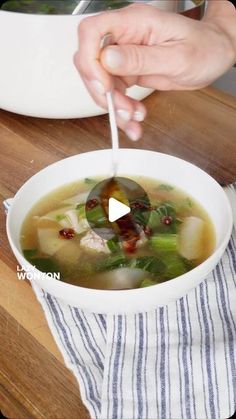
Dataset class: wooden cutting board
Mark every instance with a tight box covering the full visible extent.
[0,87,236,418]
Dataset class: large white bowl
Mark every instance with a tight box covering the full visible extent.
[0,1,200,118]
[6,149,233,314]
[0,8,154,118]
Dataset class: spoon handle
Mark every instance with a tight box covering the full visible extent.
[100,34,119,177]
[72,0,93,15]
[107,91,119,177]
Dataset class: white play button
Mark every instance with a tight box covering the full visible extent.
[108,197,131,223]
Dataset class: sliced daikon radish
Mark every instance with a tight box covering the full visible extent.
[40,206,72,223]
[54,241,81,266]
[38,228,65,256]
[64,209,89,234]
[62,191,89,205]
[97,268,147,290]
[178,216,204,260]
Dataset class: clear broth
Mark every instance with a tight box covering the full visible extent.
[20,176,216,290]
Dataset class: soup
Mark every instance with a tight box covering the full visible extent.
[0,0,128,14]
[20,176,215,290]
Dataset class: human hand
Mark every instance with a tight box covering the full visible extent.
[74,3,236,141]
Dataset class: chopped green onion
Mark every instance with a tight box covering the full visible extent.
[150,234,178,252]
[186,197,193,207]
[84,177,97,185]
[76,203,86,218]
[158,184,174,191]
[56,214,66,222]
[76,203,84,210]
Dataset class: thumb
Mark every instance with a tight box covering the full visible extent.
[100,44,176,77]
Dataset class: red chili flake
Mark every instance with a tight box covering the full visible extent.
[123,238,138,254]
[143,226,152,236]
[86,198,98,210]
[161,215,173,225]
[59,228,76,239]
[131,201,150,210]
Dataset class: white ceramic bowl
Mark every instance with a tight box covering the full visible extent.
[0,1,197,118]
[6,149,233,314]
[0,9,154,118]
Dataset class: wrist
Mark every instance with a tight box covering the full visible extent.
[203,1,236,62]
[209,16,236,61]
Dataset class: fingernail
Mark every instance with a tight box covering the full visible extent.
[133,110,145,122]
[117,109,131,122]
[104,48,123,69]
[90,80,106,94]
[125,128,140,142]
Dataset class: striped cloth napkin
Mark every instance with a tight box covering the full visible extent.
[4,186,236,419]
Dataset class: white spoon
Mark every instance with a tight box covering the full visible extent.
[72,4,119,177]
[107,91,119,176]
[101,34,119,177]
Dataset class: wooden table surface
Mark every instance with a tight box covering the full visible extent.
[0,87,236,418]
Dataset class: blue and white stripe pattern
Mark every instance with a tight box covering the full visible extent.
[4,190,236,419]
[31,229,236,419]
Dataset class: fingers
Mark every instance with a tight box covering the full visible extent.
[77,39,193,107]
[100,41,194,78]
[116,118,143,142]
[74,4,191,94]
[81,72,145,141]
[137,74,178,91]
[74,9,125,93]
[81,73,146,118]
[112,94,145,141]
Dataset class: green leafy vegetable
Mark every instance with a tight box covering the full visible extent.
[155,201,176,218]
[23,249,37,260]
[87,206,108,227]
[30,257,60,274]
[162,254,193,279]
[147,210,162,230]
[139,278,158,288]
[129,196,151,227]
[130,256,165,275]
[24,249,60,275]
[150,234,178,252]
[132,210,150,227]
[97,255,128,271]
[106,237,120,253]
[97,255,166,275]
